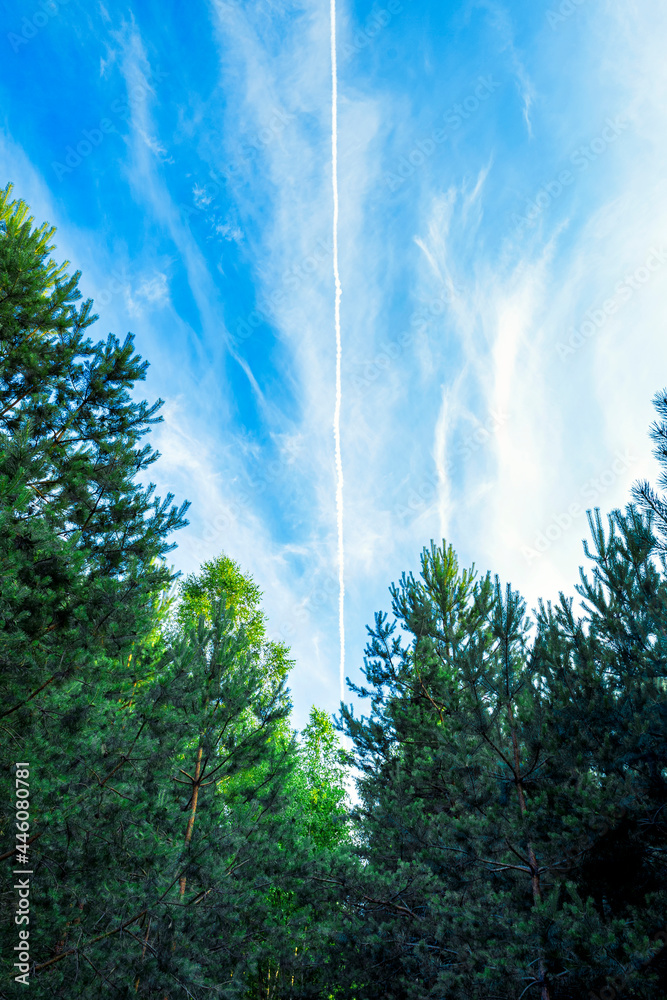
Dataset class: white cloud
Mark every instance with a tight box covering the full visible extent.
[5,0,667,742]
[214,220,244,243]
[203,0,442,723]
[410,0,667,613]
[148,396,348,728]
[468,0,537,137]
[193,183,213,208]
[140,131,169,158]
[125,271,171,316]
[138,272,169,303]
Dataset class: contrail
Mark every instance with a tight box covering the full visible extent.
[330,0,345,703]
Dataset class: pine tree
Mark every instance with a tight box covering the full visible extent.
[333,534,667,999]
[298,706,350,850]
[535,514,667,996]
[0,181,190,725]
[633,385,667,550]
[227,704,354,1000]
[1,595,299,997]
[166,551,293,699]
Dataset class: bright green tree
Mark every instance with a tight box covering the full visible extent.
[1,595,300,997]
[168,552,293,693]
[298,706,350,849]
[167,556,355,998]
[224,703,354,1000]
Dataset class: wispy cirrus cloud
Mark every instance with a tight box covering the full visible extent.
[2,0,667,735]
[409,0,667,609]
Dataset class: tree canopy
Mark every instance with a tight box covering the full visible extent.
[1,186,666,1000]
[0,181,190,724]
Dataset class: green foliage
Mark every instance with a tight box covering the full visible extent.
[1,599,301,997]
[298,706,350,847]
[633,385,667,550]
[168,552,293,692]
[334,534,667,999]
[0,180,190,724]
[2,186,666,1000]
[0,188,352,998]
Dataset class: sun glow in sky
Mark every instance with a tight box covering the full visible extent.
[2,0,667,731]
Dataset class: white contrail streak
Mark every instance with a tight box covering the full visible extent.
[330,0,345,703]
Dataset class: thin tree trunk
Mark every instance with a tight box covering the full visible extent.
[507,700,551,1000]
[179,745,203,897]
[134,917,151,992]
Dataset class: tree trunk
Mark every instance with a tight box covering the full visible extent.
[179,745,203,897]
[507,700,551,1000]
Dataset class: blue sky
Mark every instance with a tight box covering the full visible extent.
[2,0,667,736]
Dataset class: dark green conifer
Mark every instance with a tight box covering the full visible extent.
[0,181,189,724]
[334,529,667,999]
